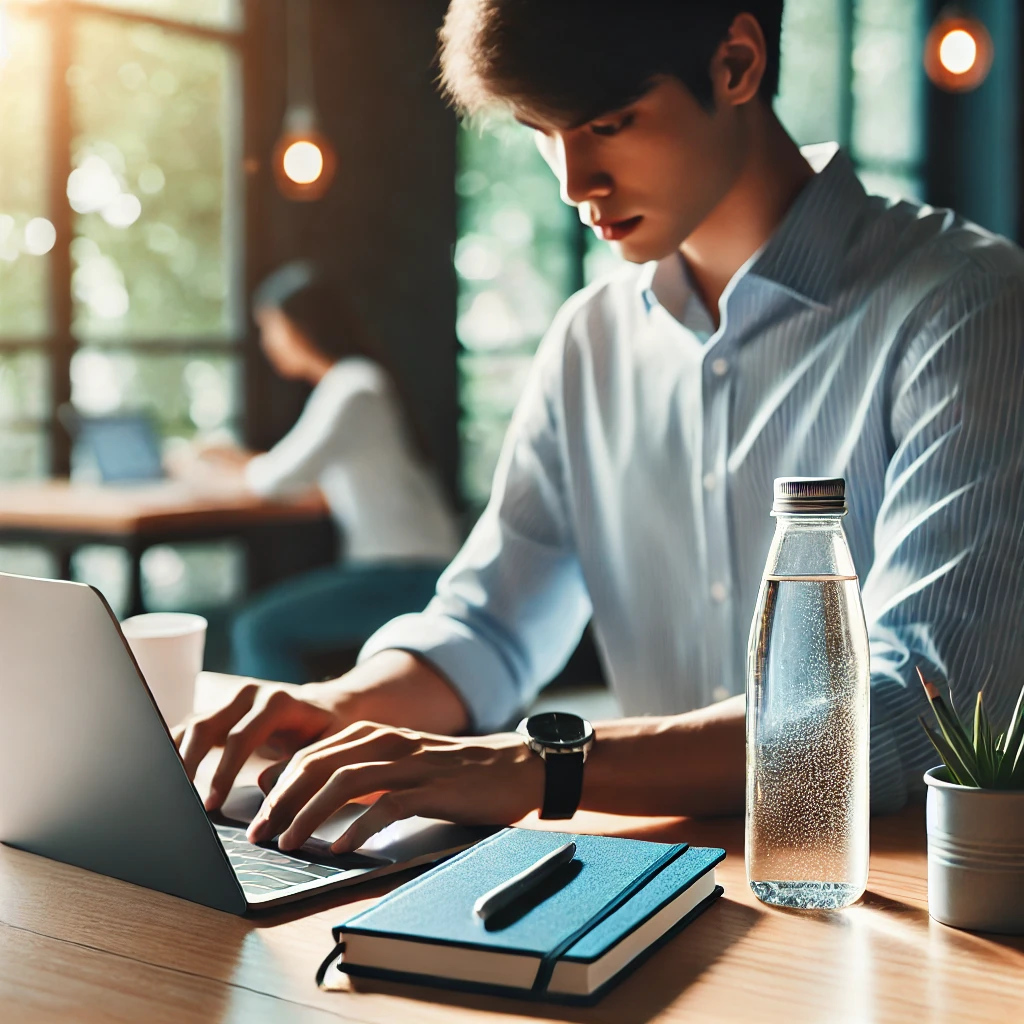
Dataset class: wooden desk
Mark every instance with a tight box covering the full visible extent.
[1,675,1021,1023]
[0,480,332,615]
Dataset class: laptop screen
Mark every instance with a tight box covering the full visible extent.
[77,413,165,483]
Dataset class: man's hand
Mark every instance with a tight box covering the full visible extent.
[246,722,544,854]
[172,682,341,810]
[172,650,471,811]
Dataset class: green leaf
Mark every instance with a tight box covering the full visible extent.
[919,717,973,786]
[973,691,983,752]
[926,689,981,783]
[975,692,998,786]
[1011,729,1024,787]
[1000,680,1024,762]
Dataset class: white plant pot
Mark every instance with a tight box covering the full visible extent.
[924,765,1024,934]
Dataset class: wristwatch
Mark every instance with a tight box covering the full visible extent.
[516,712,595,820]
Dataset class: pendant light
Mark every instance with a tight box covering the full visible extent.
[273,0,336,200]
[924,6,993,93]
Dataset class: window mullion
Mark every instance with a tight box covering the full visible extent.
[48,3,75,477]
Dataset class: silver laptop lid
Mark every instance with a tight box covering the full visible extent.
[0,572,245,914]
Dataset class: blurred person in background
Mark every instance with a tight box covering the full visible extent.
[201,261,460,683]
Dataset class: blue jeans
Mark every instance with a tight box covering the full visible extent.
[231,562,445,683]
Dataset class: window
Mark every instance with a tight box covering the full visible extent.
[0,0,246,611]
[455,0,926,509]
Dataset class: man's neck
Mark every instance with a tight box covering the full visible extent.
[680,114,814,327]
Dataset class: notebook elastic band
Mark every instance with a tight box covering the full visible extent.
[531,842,687,993]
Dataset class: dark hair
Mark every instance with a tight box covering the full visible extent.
[253,262,435,465]
[439,0,785,125]
[252,261,371,363]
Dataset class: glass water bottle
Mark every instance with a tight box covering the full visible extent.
[746,477,870,909]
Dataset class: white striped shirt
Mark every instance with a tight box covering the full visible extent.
[362,144,1024,812]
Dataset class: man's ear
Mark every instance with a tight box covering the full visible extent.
[710,12,768,108]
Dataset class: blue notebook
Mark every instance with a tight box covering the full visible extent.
[320,827,725,1004]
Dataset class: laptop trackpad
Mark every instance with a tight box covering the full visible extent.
[217,785,490,865]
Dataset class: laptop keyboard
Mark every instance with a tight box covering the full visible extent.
[215,824,348,895]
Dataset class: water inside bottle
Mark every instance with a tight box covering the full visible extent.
[746,573,870,910]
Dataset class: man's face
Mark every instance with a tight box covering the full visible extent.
[521,77,747,264]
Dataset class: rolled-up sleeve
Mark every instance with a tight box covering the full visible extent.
[359,308,593,732]
[863,270,1024,813]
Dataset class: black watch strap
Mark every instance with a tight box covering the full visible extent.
[540,751,584,820]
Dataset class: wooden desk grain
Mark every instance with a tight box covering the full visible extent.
[1,676,1021,1023]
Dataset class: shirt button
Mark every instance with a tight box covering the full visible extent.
[702,472,717,492]
[712,685,731,702]
[711,358,729,377]
[710,580,728,603]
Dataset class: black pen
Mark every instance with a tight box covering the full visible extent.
[473,840,577,921]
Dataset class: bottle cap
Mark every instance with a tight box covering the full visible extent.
[772,477,847,515]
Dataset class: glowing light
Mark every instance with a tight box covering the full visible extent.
[282,140,324,185]
[137,164,166,195]
[939,29,978,75]
[101,193,142,228]
[23,217,56,255]
[67,156,121,214]
[0,214,18,262]
[924,15,993,93]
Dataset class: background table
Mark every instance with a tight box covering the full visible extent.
[0,673,1021,1023]
[0,480,334,616]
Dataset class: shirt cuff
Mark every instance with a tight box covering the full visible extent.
[357,613,524,733]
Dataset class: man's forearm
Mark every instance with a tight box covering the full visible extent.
[321,649,471,735]
[320,656,744,817]
[582,695,746,817]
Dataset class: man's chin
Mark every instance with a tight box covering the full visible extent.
[617,235,682,265]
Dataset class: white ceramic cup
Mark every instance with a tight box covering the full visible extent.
[120,612,207,729]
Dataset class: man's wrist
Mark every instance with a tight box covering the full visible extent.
[318,650,470,734]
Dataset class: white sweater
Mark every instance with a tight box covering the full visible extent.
[245,359,460,564]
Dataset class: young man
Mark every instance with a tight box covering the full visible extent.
[175,0,1024,855]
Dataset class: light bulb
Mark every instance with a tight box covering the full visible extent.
[924,14,993,93]
[282,140,324,185]
[939,29,978,75]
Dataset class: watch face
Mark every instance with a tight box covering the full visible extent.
[527,712,590,748]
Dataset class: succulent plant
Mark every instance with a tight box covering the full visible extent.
[918,668,1024,789]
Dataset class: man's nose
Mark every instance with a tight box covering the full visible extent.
[557,136,613,207]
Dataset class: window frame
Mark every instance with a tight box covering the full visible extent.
[1,0,254,476]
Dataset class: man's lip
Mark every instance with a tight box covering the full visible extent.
[592,215,643,242]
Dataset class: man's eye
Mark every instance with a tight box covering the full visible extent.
[590,113,635,137]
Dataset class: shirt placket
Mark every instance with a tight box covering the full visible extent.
[701,333,736,703]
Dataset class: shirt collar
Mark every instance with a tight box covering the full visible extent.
[639,143,870,319]
[747,143,870,308]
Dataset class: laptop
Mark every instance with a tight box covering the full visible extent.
[0,571,491,913]
[61,407,166,483]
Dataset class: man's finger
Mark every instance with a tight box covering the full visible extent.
[328,789,430,854]
[177,685,258,780]
[205,691,296,809]
[246,748,345,840]
[275,762,413,851]
[256,758,289,794]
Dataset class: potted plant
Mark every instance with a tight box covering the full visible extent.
[919,669,1024,934]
